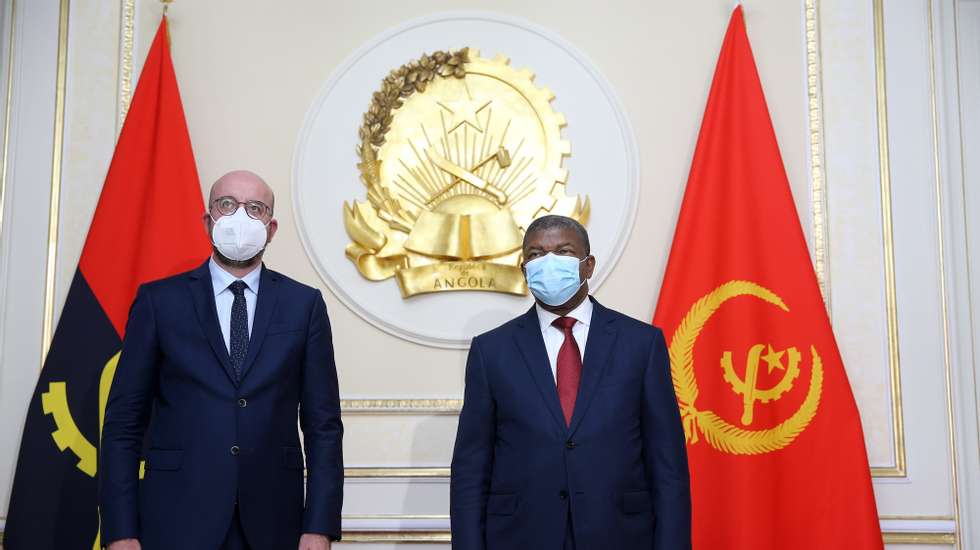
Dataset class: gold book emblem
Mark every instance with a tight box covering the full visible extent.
[343,48,589,298]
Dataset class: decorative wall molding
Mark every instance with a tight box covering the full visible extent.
[869,0,907,479]
[115,0,135,135]
[327,517,956,545]
[0,0,15,242]
[40,0,70,362]
[341,398,462,415]
[344,467,450,478]
[805,0,830,304]
[927,0,962,545]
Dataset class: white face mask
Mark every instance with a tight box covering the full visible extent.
[210,207,269,262]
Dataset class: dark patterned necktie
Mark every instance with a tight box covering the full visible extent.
[552,316,581,425]
[228,280,249,380]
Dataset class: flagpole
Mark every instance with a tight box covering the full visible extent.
[161,0,173,46]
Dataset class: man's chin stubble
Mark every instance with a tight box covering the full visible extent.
[213,246,262,270]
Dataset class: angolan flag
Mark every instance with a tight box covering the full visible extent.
[3,17,210,549]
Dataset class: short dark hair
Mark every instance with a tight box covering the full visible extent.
[523,215,590,255]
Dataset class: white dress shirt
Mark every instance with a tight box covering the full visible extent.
[535,297,594,383]
[209,258,261,353]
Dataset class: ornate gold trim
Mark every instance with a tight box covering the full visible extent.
[344,467,450,478]
[335,530,955,544]
[0,0,16,241]
[0,522,959,543]
[344,514,449,519]
[883,532,957,545]
[870,0,907,478]
[805,0,830,304]
[341,398,462,414]
[342,531,451,542]
[116,0,135,134]
[879,514,955,521]
[807,0,907,478]
[951,0,980,512]
[928,0,962,546]
[41,0,70,361]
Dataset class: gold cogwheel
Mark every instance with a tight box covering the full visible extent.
[42,381,97,477]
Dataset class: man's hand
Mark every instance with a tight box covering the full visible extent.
[107,539,141,550]
[298,533,331,550]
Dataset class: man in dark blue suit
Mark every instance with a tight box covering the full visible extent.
[100,171,343,550]
[451,215,690,550]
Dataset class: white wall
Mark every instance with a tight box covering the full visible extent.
[0,0,976,548]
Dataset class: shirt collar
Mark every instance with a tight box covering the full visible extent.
[209,257,262,297]
[535,295,594,333]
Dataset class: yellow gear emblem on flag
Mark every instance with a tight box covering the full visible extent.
[41,351,145,549]
[41,351,122,478]
[668,280,823,455]
[41,382,98,476]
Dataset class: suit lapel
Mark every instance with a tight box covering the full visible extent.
[238,266,279,381]
[568,298,619,436]
[513,307,568,435]
[187,261,239,386]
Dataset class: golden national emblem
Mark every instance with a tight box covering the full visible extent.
[343,48,589,297]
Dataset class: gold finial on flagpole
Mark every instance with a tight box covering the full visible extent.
[161,0,174,46]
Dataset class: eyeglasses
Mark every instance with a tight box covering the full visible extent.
[210,196,273,222]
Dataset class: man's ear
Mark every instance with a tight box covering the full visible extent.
[582,254,596,279]
[266,219,279,243]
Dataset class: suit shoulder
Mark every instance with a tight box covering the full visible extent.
[266,268,321,299]
[472,312,528,345]
[137,264,204,294]
[603,306,664,340]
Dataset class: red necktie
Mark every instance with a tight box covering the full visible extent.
[552,316,582,425]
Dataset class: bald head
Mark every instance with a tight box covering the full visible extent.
[209,170,275,212]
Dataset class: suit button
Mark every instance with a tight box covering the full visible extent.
[566,440,576,449]
[230,445,240,456]
[559,490,568,500]
[238,398,247,408]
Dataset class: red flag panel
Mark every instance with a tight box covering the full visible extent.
[79,17,210,337]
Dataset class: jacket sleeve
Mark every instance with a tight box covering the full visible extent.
[299,290,344,540]
[450,337,495,550]
[99,285,160,544]
[642,328,692,550]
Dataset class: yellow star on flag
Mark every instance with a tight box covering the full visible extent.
[762,345,786,374]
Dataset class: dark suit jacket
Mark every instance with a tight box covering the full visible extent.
[99,261,344,550]
[450,298,691,550]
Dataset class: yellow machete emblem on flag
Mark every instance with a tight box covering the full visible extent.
[668,280,823,455]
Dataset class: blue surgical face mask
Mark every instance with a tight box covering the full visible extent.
[524,253,589,306]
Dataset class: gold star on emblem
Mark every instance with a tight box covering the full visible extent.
[438,86,492,133]
[762,345,786,374]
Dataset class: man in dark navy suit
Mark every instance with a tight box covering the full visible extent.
[450,215,691,550]
[100,171,343,550]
